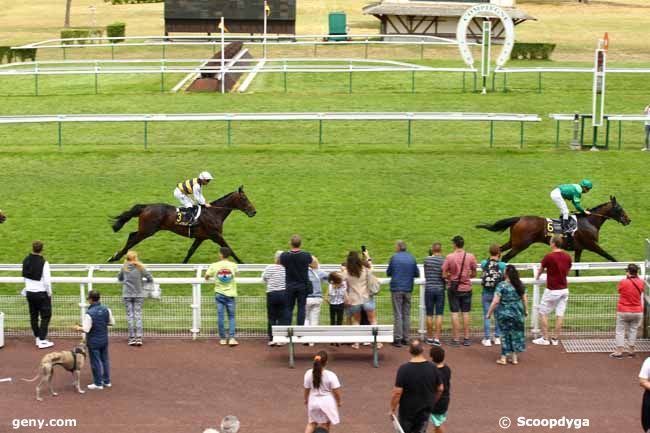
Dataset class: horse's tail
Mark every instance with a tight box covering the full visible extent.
[111,204,147,232]
[476,217,521,233]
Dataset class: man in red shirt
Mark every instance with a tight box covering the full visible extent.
[533,235,572,346]
[610,264,645,359]
[442,235,477,347]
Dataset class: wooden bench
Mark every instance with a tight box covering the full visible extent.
[271,325,394,368]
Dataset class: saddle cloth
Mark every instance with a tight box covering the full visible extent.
[545,215,578,236]
[175,206,201,226]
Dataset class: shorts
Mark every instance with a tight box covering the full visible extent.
[425,289,445,316]
[448,290,472,313]
[348,298,376,314]
[430,413,448,427]
[538,288,569,316]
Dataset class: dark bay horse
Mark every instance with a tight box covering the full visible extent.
[476,196,631,263]
[108,186,256,264]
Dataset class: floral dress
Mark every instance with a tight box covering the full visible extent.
[494,281,527,356]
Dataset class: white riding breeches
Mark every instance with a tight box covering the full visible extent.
[174,188,194,208]
[550,188,569,219]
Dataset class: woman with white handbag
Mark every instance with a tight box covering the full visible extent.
[118,250,153,346]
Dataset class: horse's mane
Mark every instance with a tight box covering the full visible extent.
[210,190,236,205]
[588,200,612,212]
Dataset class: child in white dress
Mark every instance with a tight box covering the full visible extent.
[303,351,342,433]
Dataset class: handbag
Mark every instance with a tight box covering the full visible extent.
[143,282,161,300]
[366,269,381,296]
[448,253,467,296]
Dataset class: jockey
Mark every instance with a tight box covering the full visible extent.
[550,179,592,234]
[174,171,214,210]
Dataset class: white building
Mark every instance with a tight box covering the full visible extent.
[362,0,535,42]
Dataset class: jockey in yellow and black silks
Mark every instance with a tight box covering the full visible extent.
[173,171,214,209]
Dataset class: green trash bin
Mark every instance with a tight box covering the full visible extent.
[328,11,347,41]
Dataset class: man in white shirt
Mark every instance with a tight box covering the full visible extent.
[639,357,650,432]
[22,241,54,349]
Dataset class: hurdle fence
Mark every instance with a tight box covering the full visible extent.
[0,111,541,149]
[549,113,650,149]
[0,261,645,340]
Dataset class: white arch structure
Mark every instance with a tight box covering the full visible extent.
[456,3,516,69]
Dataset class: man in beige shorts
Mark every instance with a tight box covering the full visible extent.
[533,236,573,346]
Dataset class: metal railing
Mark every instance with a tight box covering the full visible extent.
[0,261,645,340]
[549,113,650,149]
[0,111,541,149]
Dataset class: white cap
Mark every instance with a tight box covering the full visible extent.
[198,171,214,180]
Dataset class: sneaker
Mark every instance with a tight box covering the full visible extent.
[135,338,143,346]
[550,338,559,346]
[35,337,41,347]
[481,338,492,347]
[433,339,441,346]
[425,338,436,346]
[532,337,550,346]
[87,384,103,390]
[642,147,648,151]
[37,340,54,349]
[276,342,287,347]
[391,341,403,348]
[219,339,228,346]
[103,383,112,388]
[494,337,501,345]
[308,343,315,347]
[401,338,409,345]
[609,352,624,359]
[448,339,461,347]
[362,342,371,346]
[267,341,276,347]
[228,338,239,347]
[463,338,472,347]
[128,338,136,346]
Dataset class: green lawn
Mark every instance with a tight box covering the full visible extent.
[0,60,648,300]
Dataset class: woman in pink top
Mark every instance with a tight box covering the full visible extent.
[610,264,645,359]
[304,351,342,433]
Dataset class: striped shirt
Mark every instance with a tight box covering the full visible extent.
[262,264,286,293]
[328,283,347,305]
[423,255,445,292]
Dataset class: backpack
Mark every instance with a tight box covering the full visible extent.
[481,259,503,291]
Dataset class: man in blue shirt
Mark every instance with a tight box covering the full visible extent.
[387,240,420,347]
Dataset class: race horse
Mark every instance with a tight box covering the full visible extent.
[476,196,631,264]
[108,186,256,264]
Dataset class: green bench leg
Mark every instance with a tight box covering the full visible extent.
[288,328,295,369]
[373,327,379,368]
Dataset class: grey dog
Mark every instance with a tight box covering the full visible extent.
[22,343,87,401]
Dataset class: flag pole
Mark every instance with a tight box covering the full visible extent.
[220,16,225,94]
[263,1,268,59]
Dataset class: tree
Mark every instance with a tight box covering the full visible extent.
[64,0,72,28]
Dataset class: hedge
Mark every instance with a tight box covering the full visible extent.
[104,0,162,4]
[510,42,557,60]
[106,22,126,42]
[0,47,37,64]
[60,28,104,45]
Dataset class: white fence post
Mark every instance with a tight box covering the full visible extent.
[79,283,87,326]
[191,266,203,339]
[531,265,540,337]
[418,278,426,338]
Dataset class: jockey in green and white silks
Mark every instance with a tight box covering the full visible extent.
[173,171,214,209]
[550,179,592,233]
